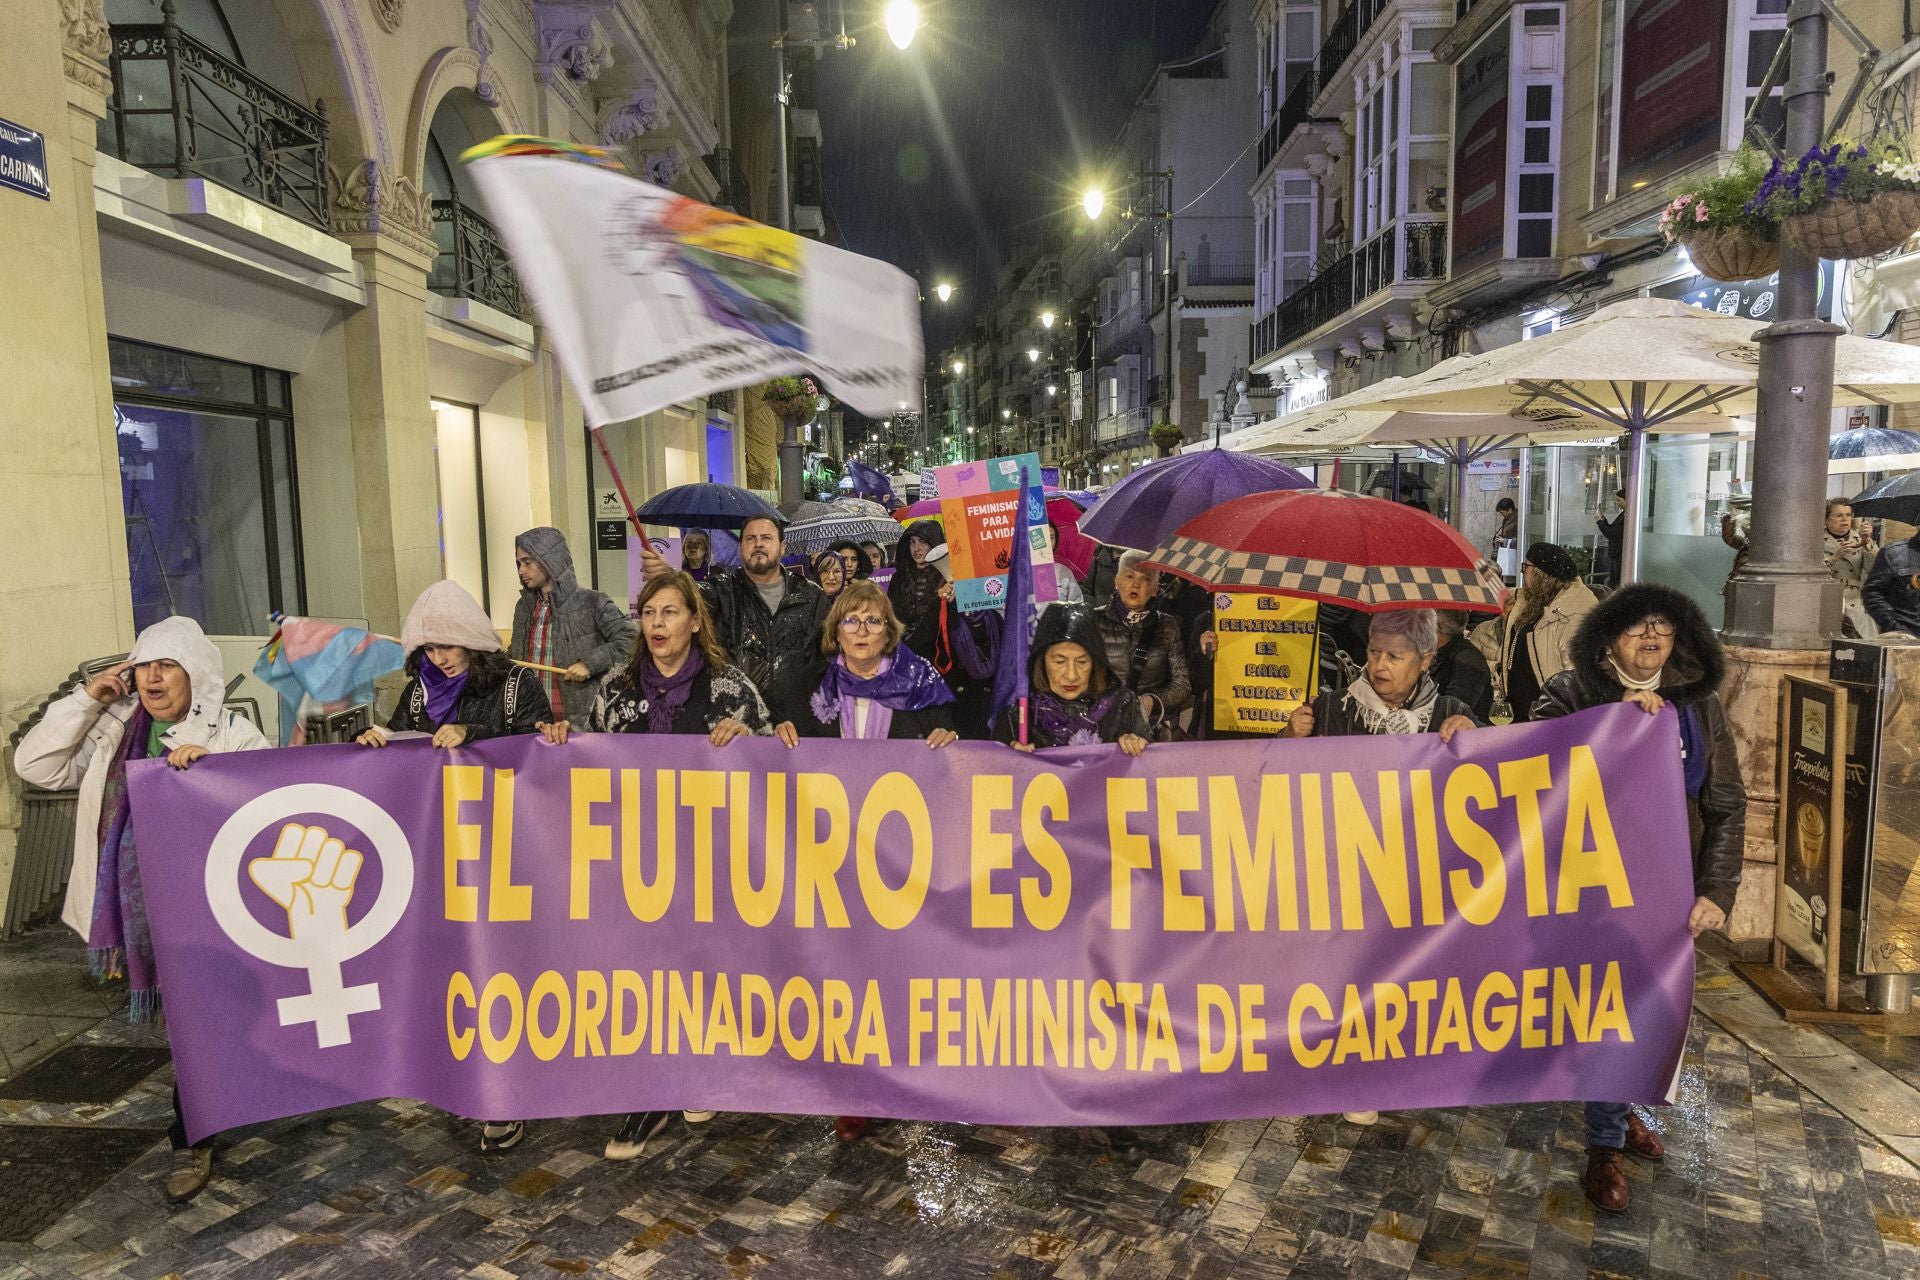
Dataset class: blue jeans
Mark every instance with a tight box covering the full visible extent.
[1586,1101,1628,1149]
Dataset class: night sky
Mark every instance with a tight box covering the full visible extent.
[792,0,1216,350]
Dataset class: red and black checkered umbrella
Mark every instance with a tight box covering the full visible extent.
[1145,489,1508,614]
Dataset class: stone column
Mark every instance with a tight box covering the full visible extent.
[0,3,129,923]
[331,162,443,637]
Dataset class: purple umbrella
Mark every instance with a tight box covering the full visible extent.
[1078,450,1314,552]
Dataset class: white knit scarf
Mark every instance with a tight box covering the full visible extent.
[1345,674,1439,735]
[1607,657,1663,692]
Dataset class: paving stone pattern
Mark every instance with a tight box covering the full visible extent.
[3,928,1920,1278]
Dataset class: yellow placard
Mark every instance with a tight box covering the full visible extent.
[1211,593,1319,734]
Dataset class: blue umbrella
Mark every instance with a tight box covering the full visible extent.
[1079,450,1313,552]
[634,483,783,531]
[1851,472,1920,525]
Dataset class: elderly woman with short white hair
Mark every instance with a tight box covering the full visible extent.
[1285,607,1481,1128]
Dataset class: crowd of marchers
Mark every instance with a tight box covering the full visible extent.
[17,507,1747,1216]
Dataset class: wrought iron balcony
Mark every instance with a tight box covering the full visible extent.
[1319,0,1391,89]
[430,199,529,320]
[1258,71,1325,174]
[1187,252,1255,287]
[103,10,329,230]
[1251,218,1447,363]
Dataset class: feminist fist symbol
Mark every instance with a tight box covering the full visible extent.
[249,823,365,934]
[243,823,377,1047]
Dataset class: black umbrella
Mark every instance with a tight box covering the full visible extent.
[634,483,783,531]
[1851,472,1920,525]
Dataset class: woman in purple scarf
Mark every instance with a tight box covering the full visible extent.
[769,578,957,1143]
[770,580,959,751]
[357,581,543,750]
[994,605,1149,756]
[538,570,772,1162]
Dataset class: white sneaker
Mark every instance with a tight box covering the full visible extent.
[681,1110,715,1123]
[1343,1111,1380,1126]
[480,1120,525,1152]
[605,1110,673,1161]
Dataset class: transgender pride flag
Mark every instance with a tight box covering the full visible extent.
[253,615,404,744]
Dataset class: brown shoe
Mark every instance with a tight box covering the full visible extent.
[1583,1148,1629,1214]
[834,1115,870,1142]
[1624,1112,1665,1161]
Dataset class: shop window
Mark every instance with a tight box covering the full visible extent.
[110,337,304,635]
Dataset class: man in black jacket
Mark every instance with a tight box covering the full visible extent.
[695,515,828,689]
[1863,530,1920,635]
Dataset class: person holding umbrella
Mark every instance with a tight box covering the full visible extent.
[643,515,828,690]
[1863,526,1920,635]
[1531,583,1743,1213]
[537,570,772,1160]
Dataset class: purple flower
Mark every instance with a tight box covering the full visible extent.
[809,685,838,723]
[1067,728,1102,747]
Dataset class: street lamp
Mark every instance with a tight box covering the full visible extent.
[1040,310,1056,330]
[1082,187,1105,220]
[951,359,964,374]
[883,0,921,49]
[1026,347,1040,363]
[934,281,954,303]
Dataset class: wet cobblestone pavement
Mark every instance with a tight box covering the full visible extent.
[5,926,1920,1278]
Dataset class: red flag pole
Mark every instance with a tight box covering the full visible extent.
[591,425,645,531]
[1019,696,1029,745]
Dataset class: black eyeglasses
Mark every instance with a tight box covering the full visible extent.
[1622,617,1676,637]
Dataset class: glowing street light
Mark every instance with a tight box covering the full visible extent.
[1082,187,1105,220]
[934,281,954,303]
[1002,408,1012,419]
[1040,310,1056,329]
[1046,384,1057,396]
[1026,347,1040,363]
[951,359,964,374]
[884,0,920,49]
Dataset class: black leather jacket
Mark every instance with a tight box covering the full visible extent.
[1864,537,1920,635]
[1096,606,1192,723]
[700,568,829,690]
[1530,583,1746,914]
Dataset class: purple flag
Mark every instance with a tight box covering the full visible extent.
[129,705,1697,1141]
[846,459,899,509]
[988,466,1038,729]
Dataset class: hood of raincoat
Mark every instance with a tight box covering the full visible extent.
[1031,604,1120,693]
[400,581,503,658]
[515,526,580,605]
[125,615,227,743]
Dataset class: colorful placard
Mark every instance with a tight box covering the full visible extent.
[932,452,1058,613]
[1211,593,1320,734]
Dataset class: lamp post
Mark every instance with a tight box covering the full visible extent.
[1085,168,1175,450]
[1722,0,1841,647]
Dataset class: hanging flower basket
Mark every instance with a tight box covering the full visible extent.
[1680,225,1781,282]
[1750,140,1920,262]
[1783,190,1920,260]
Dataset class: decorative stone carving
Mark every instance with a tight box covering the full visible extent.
[371,0,404,33]
[642,146,684,188]
[1310,348,1339,372]
[1385,313,1416,342]
[331,158,435,253]
[61,0,111,96]
[466,0,499,106]
[1357,326,1387,353]
[536,12,611,85]
[598,83,662,147]
[1337,339,1365,363]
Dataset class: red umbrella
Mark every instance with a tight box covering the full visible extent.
[1146,489,1507,613]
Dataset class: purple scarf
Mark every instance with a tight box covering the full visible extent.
[636,649,705,733]
[420,659,470,726]
[1032,690,1122,748]
[809,648,955,740]
[92,705,160,1021]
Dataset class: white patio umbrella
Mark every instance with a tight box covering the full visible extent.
[1198,376,1673,522]
[1350,299,1920,580]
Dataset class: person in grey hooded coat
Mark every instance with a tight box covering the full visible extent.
[509,527,638,724]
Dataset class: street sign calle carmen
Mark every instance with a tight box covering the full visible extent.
[0,117,49,201]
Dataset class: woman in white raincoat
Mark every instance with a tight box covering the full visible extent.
[13,615,269,1203]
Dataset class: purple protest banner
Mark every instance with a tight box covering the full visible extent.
[128,704,1696,1142]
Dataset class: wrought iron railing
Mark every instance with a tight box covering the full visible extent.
[1096,407,1150,445]
[430,198,529,319]
[1318,0,1390,89]
[1259,71,1325,173]
[1250,219,1448,362]
[1187,252,1255,287]
[104,8,330,230]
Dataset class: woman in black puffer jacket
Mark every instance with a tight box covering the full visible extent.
[1532,581,1744,1217]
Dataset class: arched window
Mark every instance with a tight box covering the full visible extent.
[427,94,526,317]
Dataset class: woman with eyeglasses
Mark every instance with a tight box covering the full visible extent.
[769,579,958,1144]
[535,570,773,1161]
[810,549,849,600]
[1531,582,1744,1216]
